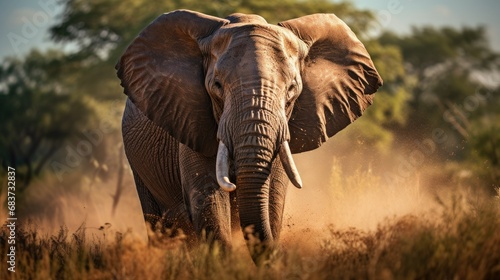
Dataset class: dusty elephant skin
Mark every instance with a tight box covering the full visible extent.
[116,9,382,263]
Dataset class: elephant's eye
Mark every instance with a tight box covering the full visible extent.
[212,80,224,98]
[287,81,297,100]
[214,81,223,90]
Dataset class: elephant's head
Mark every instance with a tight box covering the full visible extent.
[116,9,382,255]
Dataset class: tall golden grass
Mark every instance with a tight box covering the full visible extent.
[2,162,499,279]
[1,193,499,279]
[0,178,500,279]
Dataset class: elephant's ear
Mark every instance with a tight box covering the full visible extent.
[279,14,383,153]
[116,10,228,157]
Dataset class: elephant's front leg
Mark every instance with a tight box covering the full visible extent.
[179,144,232,247]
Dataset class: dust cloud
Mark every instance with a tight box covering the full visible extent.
[281,142,440,247]
[3,170,147,241]
[3,143,453,247]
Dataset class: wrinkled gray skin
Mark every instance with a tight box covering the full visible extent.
[117,10,382,262]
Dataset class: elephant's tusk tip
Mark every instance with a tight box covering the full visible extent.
[291,177,303,189]
[220,176,237,192]
[216,141,236,192]
[279,141,303,190]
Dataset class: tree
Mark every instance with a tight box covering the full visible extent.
[379,26,498,134]
[379,26,500,191]
[466,85,500,191]
[0,50,92,187]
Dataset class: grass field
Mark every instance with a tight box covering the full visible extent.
[2,159,499,279]
[2,189,499,279]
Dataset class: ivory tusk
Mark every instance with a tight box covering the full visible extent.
[279,141,303,189]
[216,141,237,192]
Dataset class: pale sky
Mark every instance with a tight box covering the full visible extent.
[1,0,499,59]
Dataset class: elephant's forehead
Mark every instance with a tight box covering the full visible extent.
[226,13,267,24]
[216,23,301,53]
[220,23,279,38]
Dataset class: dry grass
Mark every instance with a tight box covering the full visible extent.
[1,192,499,280]
[2,158,499,279]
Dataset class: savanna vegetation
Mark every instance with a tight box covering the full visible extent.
[1,0,499,278]
[1,174,499,279]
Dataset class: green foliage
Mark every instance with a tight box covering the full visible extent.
[379,26,498,71]
[378,25,500,191]
[0,50,92,187]
[467,113,500,189]
[379,26,498,122]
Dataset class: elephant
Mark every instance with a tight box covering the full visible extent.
[116,9,382,262]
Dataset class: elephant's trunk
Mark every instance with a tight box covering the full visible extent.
[236,169,274,260]
[216,85,302,262]
[234,128,276,260]
[232,94,285,262]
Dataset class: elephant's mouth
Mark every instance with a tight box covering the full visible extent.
[215,140,302,191]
